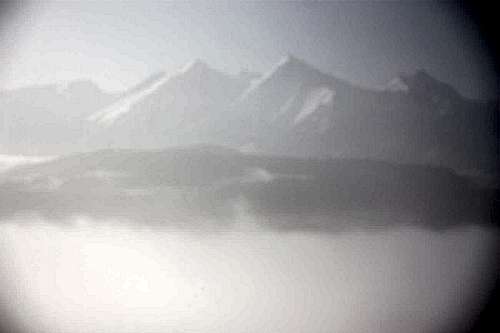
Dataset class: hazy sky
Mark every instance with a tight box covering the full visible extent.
[1,1,497,98]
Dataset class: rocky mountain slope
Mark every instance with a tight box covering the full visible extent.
[1,56,497,176]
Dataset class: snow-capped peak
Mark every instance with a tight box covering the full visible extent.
[276,53,300,67]
[174,59,233,84]
[381,70,462,105]
[398,69,460,100]
[180,59,209,73]
[277,54,312,69]
[239,54,323,101]
[385,77,409,92]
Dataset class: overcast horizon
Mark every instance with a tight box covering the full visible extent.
[1,1,498,99]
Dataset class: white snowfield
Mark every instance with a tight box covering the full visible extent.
[89,72,169,126]
[385,76,409,92]
[294,86,335,125]
[88,59,244,129]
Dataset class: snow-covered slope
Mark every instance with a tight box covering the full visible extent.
[223,55,350,148]
[86,60,257,149]
[0,55,497,175]
[89,72,170,126]
[224,56,497,175]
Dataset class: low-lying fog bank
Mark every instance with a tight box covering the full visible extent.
[0,154,56,173]
[0,218,497,333]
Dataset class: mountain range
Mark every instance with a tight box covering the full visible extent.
[1,55,498,176]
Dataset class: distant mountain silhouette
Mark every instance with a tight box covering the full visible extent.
[229,58,498,175]
[0,56,497,177]
[1,146,496,231]
[0,80,116,154]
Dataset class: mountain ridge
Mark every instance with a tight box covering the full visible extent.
[0,55,497,176]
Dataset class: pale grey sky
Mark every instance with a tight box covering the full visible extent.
[1,1,497,98]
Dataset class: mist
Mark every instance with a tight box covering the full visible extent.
[0,217,497,333]
[1,1,499,332]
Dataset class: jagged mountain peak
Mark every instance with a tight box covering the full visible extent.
[180,59,218,76]
[385,76,409,92]
[397,69,460,99]
[240,54,332,100]
[277,53,306,66]
[273,54,326,76]
[2,55,495,176]
[399,69,436,87]
[87,58,251,130]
